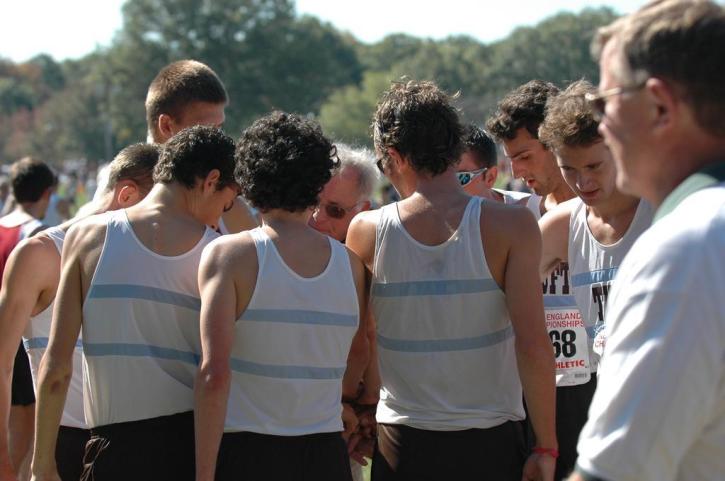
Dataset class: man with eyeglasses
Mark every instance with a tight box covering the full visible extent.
[567,2,725,481]
[457,124,536,206]
[309,144,379,243]
[536,80,653,481]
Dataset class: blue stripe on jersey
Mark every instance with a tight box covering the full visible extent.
[239,309,357,327]
[377,325,513,353]
[23,337,83,349]
[82,342,200,365]
[229,358,345,380]
[82,342,344,380]
[543,295,578,309]
[571,268,618,287]
[372,278,499,297]
[87,284,201,311]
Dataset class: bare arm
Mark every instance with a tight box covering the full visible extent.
[194,236,256,481]
[0,240,56,480]
[341,249,369,400]
[494,207,557,481]
[538,204,572,281]
[346,212,381,404]
[30,227,89,480]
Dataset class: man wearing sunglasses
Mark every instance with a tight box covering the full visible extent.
[309,144,379,243]
[536,80,653,481]
[568,2,725,481]
[458,124,536,206]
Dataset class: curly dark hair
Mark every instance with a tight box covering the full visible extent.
[539,80,602,152]
[486,80,560,141]
[235,111,338,212]
[373,80,463,176]
[462,124,497,169]
[10,157,57,203]
[153,125,236,190]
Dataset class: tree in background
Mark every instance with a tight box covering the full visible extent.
[0,4,618,164]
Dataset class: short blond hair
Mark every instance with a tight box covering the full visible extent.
[539,80,601,153]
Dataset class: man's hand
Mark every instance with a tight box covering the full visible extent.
[522,453,556,481]
[341,402,359,442]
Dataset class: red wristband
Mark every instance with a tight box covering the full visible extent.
[533,447,559,459]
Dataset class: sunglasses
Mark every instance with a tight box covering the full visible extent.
[585,83,645,121]
[456,168,487,186]
[316,201,364,219]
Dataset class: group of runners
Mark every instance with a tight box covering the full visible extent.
[0,1,723,481]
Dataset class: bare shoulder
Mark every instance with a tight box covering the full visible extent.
[347,208,384,267]
[342,244,366,278]
[482,201,539,237]
[13,234,59,264]
[64,213,110,252]
[201,230,257,275]
[539,197,579,226]
[349,208,383,233]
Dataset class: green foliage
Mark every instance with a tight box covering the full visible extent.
[318,71,393,147]
[0,5,619,164]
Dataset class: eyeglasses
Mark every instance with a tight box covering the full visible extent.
[585,83,645,121]
[456,168,488,186]
[316,201,364,219]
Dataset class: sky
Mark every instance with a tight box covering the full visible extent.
[1,0,648,63]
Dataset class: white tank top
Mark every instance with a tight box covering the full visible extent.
[569,199,653,369]
[372,197,523,431]
[526,193,543,220]
[225,227,359,435]
[493,188,533,206]
[81,210,218,427]
[22,226,86,428]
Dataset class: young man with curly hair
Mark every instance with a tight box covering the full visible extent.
[536,79,653,480]
[347,80,557,481]
[194,112,368,481]
[30,126,239,481]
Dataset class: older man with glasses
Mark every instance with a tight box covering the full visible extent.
[309,144,380,243]
[568,2,725,481]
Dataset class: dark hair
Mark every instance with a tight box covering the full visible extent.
[106,143,162,194]
[593,0,725,136]
[373,80,463,176]
[539,80,602,152]
[145,60,228,139]
[236,111,338,212]
[9,157,56,203]
[462,124,498,169]
[153,125,236,190]
[486,80,560,141]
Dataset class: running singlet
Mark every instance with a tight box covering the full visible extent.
[224,228,359,435]
[372,198,523,430]
[569,199,652,369]
[81,210,218,427]
[22,226,86,428]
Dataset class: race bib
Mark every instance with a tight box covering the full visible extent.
[545,303,590,386]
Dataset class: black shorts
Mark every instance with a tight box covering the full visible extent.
[57,426,90,481]
[216,431,352,481]
[11,342,35,406]
[81,411,194,481]
[372,421,526,481]
[554,376,597,481]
